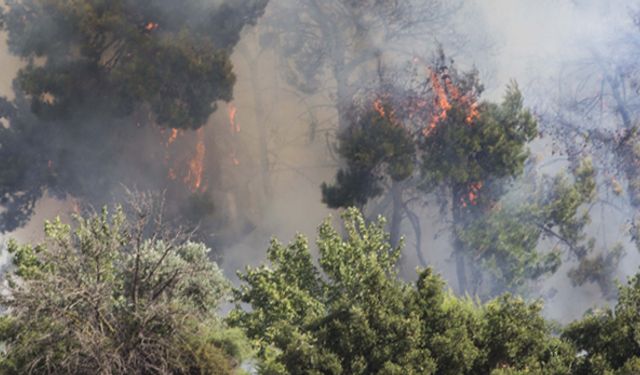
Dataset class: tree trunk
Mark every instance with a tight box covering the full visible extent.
[452,186,468,295]
[389,181,403,249]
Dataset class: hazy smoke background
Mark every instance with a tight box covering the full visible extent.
[1,0,639,323]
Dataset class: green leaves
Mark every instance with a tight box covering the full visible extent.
[232,208,433,374]
[420,84,537,195]
[563,275,640,373]
[3,0,266,129]
[0,0,269,233]
[232,208,577,374]
[0,205,239,374]
[461,158,598,296]
[322,107,415,208]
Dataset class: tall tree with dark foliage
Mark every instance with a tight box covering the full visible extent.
[0,0,268,232]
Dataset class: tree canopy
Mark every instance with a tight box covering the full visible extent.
[0,196,248,374]
[0,0,269,233]
[321,57,541,294]
[2,0,267,128]
[231,208,580,375]
[2,204,640,374]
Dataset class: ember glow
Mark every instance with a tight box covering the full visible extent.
[145,22,159,31]
[460,181,484,208]
[185,128,206,192]
[167,128,179,146]
[374,99,386,118]
[228,104,240,133]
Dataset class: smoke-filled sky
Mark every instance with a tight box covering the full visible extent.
[473,0,631,98]
[2,0,640,323]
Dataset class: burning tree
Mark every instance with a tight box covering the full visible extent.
[418,70,537,294]
[322,54,540,294]
[324,52,614,299]
[0,0,268,233]
[258,0,464,133]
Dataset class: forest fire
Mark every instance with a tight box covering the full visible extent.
[167,128,179,146]
[423,68,479,137]
[145,22,159,31]
[460,181,483,208]
[374,99,386,118]
[184,128,206,192]
[466,102,480,124]
[468,181,483,206]
[228,104,240,133]
[425,69,452,135]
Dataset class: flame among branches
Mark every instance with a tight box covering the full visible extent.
[228,104,240,133]
[185,128,206,192]
[373,99,386,118]
[423,68,479,137]
[145,22,159,32]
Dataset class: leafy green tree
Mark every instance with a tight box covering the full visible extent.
[563,274,640,374]
[231,208,434,374]
[477,295,575,375]
[535,8,640,293]
[0,196,247,374]
[322,56,538,292]
[461,159,600,297]
[231,208,575,374]
[418,75,537,293]
[321,100,416,250]
[412,268,482,374]
[322,104,415,210]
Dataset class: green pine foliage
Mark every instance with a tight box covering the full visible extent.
[2,0,268,129]
[461,159,599,296]
[0,0,269,232]
[419,83,537,199]
[322,104,414,209]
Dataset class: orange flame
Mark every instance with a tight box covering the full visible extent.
[373,99,386,118]
[469,182,483,206]
[145,22,159,31]
[466,102,480,124]
[167,128,179,146]
[185,129,206,191]
[423,68,479,137]
[424,69,451,136]
[228,104,240,133]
